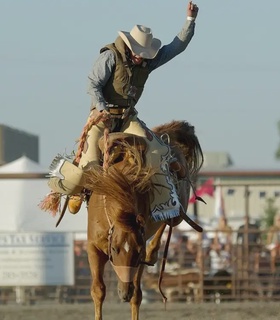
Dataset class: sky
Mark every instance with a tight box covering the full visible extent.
[1,0,279,170]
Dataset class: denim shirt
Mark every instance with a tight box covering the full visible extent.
[87,19,195,111]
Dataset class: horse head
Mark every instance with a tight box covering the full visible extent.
[108,214,147,301]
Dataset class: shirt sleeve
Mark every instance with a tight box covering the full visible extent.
[87,50,116,111]
[148,19,195,72]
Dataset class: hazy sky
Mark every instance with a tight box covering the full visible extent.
[1,0,279,169]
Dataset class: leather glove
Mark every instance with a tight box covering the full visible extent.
[90,108,111,123]
[100,109,111,122]
[187,1,199,19]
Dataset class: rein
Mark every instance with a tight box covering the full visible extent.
[158,222,173,306]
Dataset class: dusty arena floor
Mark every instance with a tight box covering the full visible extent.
[0,302,280,320]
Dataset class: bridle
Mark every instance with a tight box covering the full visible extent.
[104,195,149,283]
[107,225,139,283]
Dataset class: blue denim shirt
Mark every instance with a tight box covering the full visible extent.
[87,19,195,111]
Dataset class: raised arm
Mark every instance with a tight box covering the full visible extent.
[148,1,199,71]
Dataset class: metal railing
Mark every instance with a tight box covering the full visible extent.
[1,229,280,305]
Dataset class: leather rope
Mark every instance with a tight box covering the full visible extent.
[102,126,110,172]
[74,112,104,165]
[158,221,173,307]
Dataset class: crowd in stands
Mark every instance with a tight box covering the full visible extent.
[155,213,280,278]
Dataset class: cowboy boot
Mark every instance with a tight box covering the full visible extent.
[68,195,83,214]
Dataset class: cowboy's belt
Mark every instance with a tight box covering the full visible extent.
[108,107,128,115]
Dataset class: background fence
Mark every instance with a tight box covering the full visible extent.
[1,228,280,305]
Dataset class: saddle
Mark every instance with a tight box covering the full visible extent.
[98,132,186,179]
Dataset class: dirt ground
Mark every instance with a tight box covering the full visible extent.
[0,302,280,320]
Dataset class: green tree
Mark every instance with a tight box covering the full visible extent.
[262,197,279,228]
[276,120,280,160]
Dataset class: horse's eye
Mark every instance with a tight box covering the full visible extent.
[140,227,145,236]
[111,247,120,254]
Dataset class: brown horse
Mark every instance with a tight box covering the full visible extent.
[85,120,203,320]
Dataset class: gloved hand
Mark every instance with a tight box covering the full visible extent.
[100,109,111,122]
[90,108,111,123]
[187,1,199,19]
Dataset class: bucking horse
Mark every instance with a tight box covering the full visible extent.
[83,120,203,319]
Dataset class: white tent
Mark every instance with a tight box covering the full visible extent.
[0,156,87,235]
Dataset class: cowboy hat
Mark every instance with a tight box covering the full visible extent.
[118,25,161,59]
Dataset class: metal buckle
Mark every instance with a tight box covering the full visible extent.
[108,107,126,115]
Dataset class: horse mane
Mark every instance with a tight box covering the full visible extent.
[152,120,204,180]
[85,143,155,231]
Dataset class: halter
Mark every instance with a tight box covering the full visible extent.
[104,195,140,283]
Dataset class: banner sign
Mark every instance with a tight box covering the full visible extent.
[0,232,74,286]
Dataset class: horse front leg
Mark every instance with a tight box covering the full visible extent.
[88,244,108,320]
[145,223,166,265]
[129,223,164,320]
[130,264,145,320]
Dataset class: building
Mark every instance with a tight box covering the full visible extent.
[0,124,39,165]
[189,152,280,227]
[203,151,233,169]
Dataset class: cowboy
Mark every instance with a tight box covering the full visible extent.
[48,1,199,217]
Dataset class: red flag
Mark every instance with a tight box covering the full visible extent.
[189,178,214,204]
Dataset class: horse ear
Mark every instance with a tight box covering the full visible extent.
[136,214,146,228]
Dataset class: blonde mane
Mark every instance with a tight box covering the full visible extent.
[85,143,155,231]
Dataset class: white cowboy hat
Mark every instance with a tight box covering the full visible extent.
[118,25,161,59]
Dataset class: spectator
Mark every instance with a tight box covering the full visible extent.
[214,216,233,252]
[266,212,280,273]
[179,235,199,269]
[236,216,261,274]
[237,216,261,250]
[208,239,231,276]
